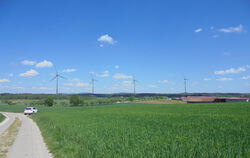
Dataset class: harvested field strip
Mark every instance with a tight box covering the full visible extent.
[136,99,186,104]
[0,117,22,158]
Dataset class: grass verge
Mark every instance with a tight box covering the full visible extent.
[0,117,22,158]
[0,114,5,123]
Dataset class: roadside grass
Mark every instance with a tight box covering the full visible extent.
[0,117,22,158]
[32,102,250,158]
[0,113,4,123]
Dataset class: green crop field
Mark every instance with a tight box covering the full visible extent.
[0,113,5,123]
[30,102,250,158]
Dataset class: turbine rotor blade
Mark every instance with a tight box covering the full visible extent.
[53,65,57,72]
[58,75,67,80]
[50,76,57,81]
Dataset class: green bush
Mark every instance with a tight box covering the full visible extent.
[129,96,135,102]
[44,97,54,107]
[70,94,80,106]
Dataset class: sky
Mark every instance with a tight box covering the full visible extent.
[0,0,250,94]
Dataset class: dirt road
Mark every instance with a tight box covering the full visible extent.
[0,113,53,158]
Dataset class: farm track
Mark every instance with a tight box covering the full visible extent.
[0,112,53,158]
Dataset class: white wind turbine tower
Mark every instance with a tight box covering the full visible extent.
[50,66,66,94]
[132,76,139,95]
[90,74,98,94]
[184,77,188,97]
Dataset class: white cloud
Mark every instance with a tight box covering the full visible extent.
[113,73,132,79]
[194,28,202,33]
[0,79,10,83]
[215,67,246,75]
[210,26,214,30]
[62,69,76,73]
[216,78,233,81]
[242,76,250,80]
[36,60,53,68]
[97,70,109,78]
[64,83,73,86]
[148,85,158,88]
[9,73,14,77]
[204,78,211,81]
[21,60,36,65]
[100,44,104,47]
[20,69,39,77]
[97,34,117,44]
[115,65,119,69]
[218,24,244,33]
[76,82,89,87]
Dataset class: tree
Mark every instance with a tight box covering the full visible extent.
[70,94,80,106]
[44,97,54,107]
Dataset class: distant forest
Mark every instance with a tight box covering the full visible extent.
[0,93,250,100]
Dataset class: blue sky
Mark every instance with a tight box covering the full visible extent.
[0,0,250,94]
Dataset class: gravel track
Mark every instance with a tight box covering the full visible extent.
[0,112,53,158]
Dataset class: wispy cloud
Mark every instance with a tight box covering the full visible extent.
[115,65,119,69]
[9,73,14,77]
[76,82,89,87]
[97,34,117,44]
[113,73,132,79]
[39,87,53,90]
[64,83,74,86]
[218,24,244,33]
[158,80,168,83]
[0,79,10,83]
[97,70,109,78]
[36,60,53,68]
[242,75,250,80]
[20,69,38,77]
[62,69,76,73]
[21,60,36,66]
[212,34,219,38]
[215,67,246,75]
[70,78,80,82]
[194,28,202,33]
[222,52,231,56]
[122,81,133,87]
[216,78,233,81]
[148,85,158,88]
[204,78,211,81]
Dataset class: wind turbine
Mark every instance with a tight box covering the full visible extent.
[132,76,139,95]
[90,74,97,94]
[50,66,66,94]
[184,77,188,97]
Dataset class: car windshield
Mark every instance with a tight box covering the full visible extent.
[25,108,32,110]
